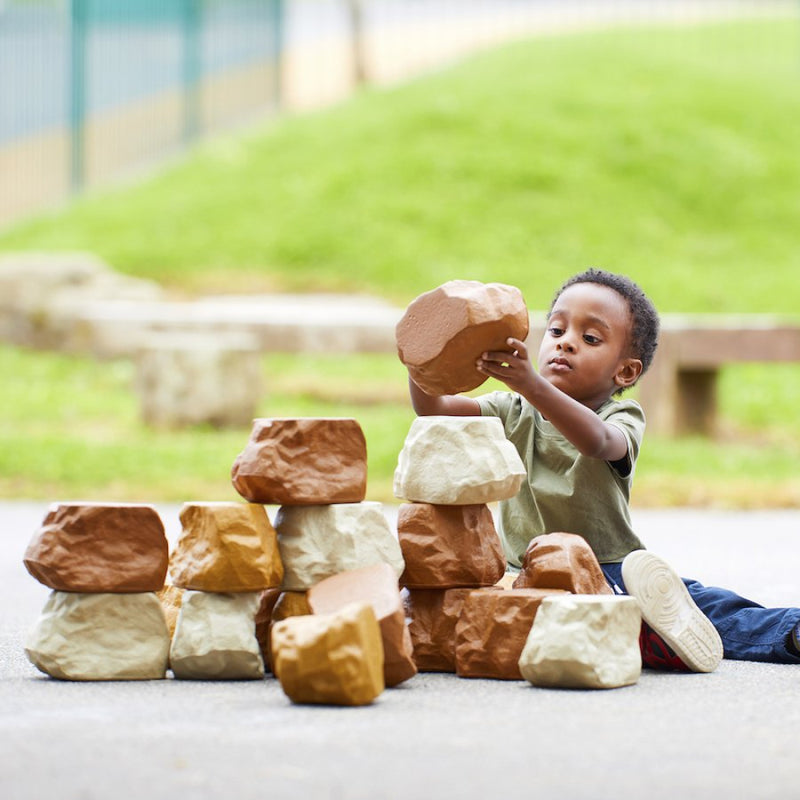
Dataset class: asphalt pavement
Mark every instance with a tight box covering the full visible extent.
[1,502,799,800]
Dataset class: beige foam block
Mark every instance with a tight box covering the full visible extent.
[169,591,264,680]
[519,595,642,689]
[231,417,367,505]
[275,502,405,591]
[403,587,500,673]
[394,416,526,504]
[398,503,505,588]
[396,280,529,396]
[455,588,567,680]
[169,502,283,592]
[309,563,417,687]
[25,591,170,681]
[157,584,184,639]
[23,503,168,592]
[513,532,614,595]
[272,602,385,706]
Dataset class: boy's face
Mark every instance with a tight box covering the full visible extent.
[537,282,642,409]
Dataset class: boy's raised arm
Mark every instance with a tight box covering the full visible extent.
[408,377,482,417]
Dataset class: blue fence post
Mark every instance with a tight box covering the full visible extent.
[182,0,202,143]
[69,0,87,191]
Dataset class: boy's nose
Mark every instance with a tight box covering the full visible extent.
[557,338,577,353]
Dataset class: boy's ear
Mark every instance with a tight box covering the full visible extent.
[614,358,643,389]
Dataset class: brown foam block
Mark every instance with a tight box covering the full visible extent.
[308,563,417,687]
[512,532,613,595]
[23,503,168,593]
[402,587,501,673]
[398,503,505,589]
[254,588,282,671]
[455,588,567,680]
[231,417,367,505]
[169,502,284,593]
[157,584,184,639]
[271,602,385,706]
[396,280,529,396]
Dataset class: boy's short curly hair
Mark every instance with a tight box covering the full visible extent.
[550,268,660,381]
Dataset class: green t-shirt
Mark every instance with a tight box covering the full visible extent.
[476,392,646,566]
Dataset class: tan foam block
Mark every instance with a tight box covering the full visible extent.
[394,416,526,504]
[512,532,613,595]
[23,503,168,592]
[169,591,264,680]
[403,587,499,672]
[25,591,170,681]
[519,595,642,689]
[271,602,385,706]
[169,502,283,592]
[398,503,505,588]
[157,584,184,639]
[308,563,417,687]
[231,417,367,505]
[455,588,567,680]
[396,280,529,396]
[275,502,405,591]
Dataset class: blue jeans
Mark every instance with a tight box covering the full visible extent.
[601,562,800,664]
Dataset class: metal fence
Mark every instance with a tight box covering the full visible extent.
[1,0,795,228]
[1,0,283,225]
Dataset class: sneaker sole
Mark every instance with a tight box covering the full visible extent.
[621,550,723,673]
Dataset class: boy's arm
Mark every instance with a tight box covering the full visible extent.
[477,338,629,462]
[409,376,482,417]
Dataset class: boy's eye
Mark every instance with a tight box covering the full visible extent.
[583,334,601,345]
[548,327,564,337]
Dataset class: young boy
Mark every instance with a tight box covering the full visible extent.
[408,268,800,672]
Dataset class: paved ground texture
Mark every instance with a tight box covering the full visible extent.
[2,503,799,800]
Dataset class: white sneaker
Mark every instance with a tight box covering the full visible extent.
[621,550,723,673]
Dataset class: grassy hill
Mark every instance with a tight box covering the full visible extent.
[1,17,799,506]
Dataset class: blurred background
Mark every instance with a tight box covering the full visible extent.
[0,0,798,506]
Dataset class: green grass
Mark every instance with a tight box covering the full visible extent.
[2,344,799,507]
[2,18,800,506]
[2,20,800,313]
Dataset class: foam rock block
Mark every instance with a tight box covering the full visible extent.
[309,563,417,687]
[394,416,526,504]
[519,595,642,689]
[275,502,405,591]
[255,588,282,670]
[25,591,170,681]
[398,503,505,588]
[396,280,529,396]
[271,602,385,706]
[169,591,264,680]
[23,503,168,593]
[157,584,184,639]
[455,588,566,680]
[403,587,499,673]
[231,417,367,505]
[169,502,283,592]
[512,532,614,595]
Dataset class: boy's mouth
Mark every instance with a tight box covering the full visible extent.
[548,356,572,371]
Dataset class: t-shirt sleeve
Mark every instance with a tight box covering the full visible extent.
[475,390,514,421]
[602,399,646,477]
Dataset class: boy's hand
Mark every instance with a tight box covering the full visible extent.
[476,337,537,394]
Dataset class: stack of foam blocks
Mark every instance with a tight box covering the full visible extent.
[231,417,416,705]
[395,280,643,689]
[23,503,172,680]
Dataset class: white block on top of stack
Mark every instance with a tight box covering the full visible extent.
[393,416,526,505]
